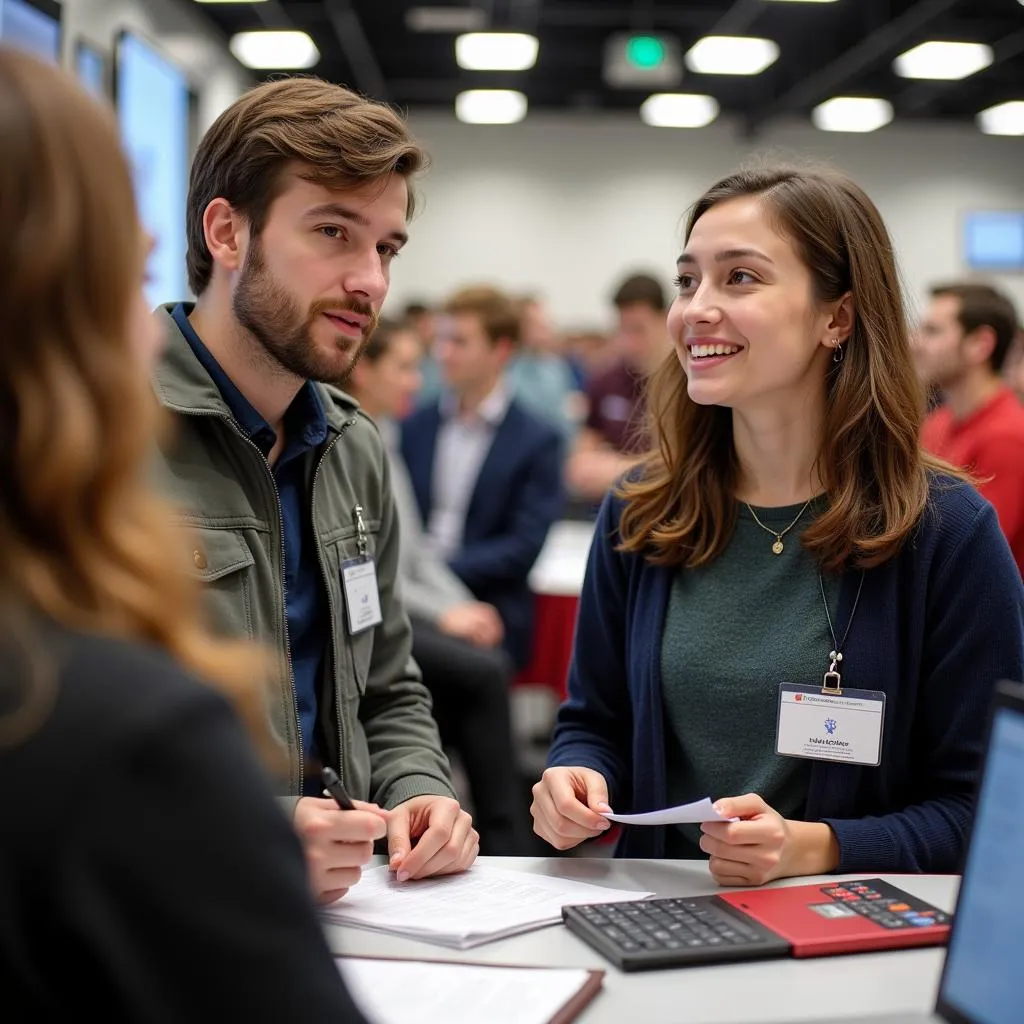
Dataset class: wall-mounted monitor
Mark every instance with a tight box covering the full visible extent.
[965,212,1024,273]
[75,38,107,98]
[0,0,61,64]
[115,30,191,307]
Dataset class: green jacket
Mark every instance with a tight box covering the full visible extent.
[151,307,454,807]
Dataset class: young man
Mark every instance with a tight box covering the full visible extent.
[566,273,671,502]
[152,78,476,904]
[915,282,1024,573]
[349,320,529,854]
[401,286,564,671]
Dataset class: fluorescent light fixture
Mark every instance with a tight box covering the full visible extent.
[977,100,1024,136]
[640,92,719,128]
[230,30,319,69]
[455,32,538,71]
[893,41,992,80]
[685,36,779,76]
[763,0,838,4]
[406,6,487,32]
[195,0,266,4]
[455,89,527,124]
[812,96,893,133]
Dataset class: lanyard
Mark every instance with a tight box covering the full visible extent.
[817,570,865,695]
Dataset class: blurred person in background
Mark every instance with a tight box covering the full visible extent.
[1002,326,1024,404]
[507,294,584,439]
[564,328,613,387]
[0,49,368,1021]
[153,77,476,904]
[914,282,1024,573]
[532,166,1024,881]
[402,286,564,672]
[349,320,529,854]
[566,273,671,502]
[404,299,443,406]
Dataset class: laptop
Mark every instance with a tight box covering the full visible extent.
[801,679,1024,1024]
[564,681,1023,999]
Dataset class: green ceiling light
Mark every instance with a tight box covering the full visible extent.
[626,35,665,70]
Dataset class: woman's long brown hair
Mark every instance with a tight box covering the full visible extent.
[0,49,268,751]
[618,166,953,573]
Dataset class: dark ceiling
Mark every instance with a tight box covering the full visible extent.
[198,0,1024,134]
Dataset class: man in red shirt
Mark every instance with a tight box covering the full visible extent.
[915,282,1024,573]
[566,273,670,502]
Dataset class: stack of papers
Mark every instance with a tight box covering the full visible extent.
[321,864,654,948]
[337,958,603,1024]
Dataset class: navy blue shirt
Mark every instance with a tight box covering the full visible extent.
[172,304,329,794]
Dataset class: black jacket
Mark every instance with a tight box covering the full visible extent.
[0,621,367,1022]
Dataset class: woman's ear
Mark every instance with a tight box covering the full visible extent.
[827,292,855,344]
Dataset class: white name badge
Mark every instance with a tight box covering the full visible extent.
[776,683,886,766]
[342,557,383,634]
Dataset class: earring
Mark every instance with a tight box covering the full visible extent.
[832,339,844,364]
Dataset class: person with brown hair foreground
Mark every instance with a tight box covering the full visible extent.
[0,49,367,1021]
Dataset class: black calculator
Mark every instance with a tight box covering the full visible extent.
[563,896,790,972]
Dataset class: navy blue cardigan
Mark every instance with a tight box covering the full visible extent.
[548,478,1024,872]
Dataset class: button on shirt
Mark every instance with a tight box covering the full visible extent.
[172,305,330,793]
[427,382,511,561]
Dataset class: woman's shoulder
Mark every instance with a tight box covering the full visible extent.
[920,471,994,541]
[0,622,228,765]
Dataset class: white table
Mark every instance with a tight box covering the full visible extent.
[529,520,594,597]
[324,857,957,1023]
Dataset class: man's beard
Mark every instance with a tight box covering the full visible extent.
[232,237,379,387]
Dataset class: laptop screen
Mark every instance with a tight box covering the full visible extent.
[940,703,1024,1024]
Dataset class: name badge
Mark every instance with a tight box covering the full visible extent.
[342,557,383,634]
[776,683,886,766]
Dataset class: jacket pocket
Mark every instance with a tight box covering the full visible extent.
[325,532,379,696]
[188,526,257,640]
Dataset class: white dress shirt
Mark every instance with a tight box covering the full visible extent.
[427,381,511,561]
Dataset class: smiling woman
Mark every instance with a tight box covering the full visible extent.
[533,164,1024,888]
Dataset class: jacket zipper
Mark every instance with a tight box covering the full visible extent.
[181,409,303,792]
[312,416,359,789]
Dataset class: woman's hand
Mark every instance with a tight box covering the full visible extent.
[530,767,613,851]
[699,793,840,886]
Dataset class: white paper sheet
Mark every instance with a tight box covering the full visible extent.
[320,864,654,948]
[338,958,596,1024]
[601,797,736,825]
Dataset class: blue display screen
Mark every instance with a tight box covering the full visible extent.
[941,705,1024,1024]
[76,40,106,98]
[965,212,1024,271]
[116,32,190,306]
[0,0,60,63]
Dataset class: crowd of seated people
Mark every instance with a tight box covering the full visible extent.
[3,48,1024,1019]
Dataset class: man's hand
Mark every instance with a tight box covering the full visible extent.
[387,795,479,881]
[437,602,504,648]
[293,797,389,904]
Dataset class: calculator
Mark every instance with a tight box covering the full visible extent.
[563,878,952,972]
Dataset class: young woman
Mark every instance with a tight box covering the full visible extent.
[0,50,366,1020]
[532,166,1024,885]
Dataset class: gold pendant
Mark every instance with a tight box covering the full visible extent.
[772,539,784,555]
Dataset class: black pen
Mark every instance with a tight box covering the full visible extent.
[321,766,355,810]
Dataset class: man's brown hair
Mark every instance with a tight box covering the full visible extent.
[612,273,666,312]
[930,281,1019,373]
[186,77,426,296]
[444,286,522,347]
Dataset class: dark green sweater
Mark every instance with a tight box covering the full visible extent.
[661,499,840,858]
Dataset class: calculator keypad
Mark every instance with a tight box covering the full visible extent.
[572,898,766,954]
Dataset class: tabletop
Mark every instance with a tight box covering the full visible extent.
[324,856,958,1024]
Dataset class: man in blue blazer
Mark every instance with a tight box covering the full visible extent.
[402,285,565,670]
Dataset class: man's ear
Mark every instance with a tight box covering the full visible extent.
[963,325,998,368]
[494,337,515,365]
[202,198,247,275]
